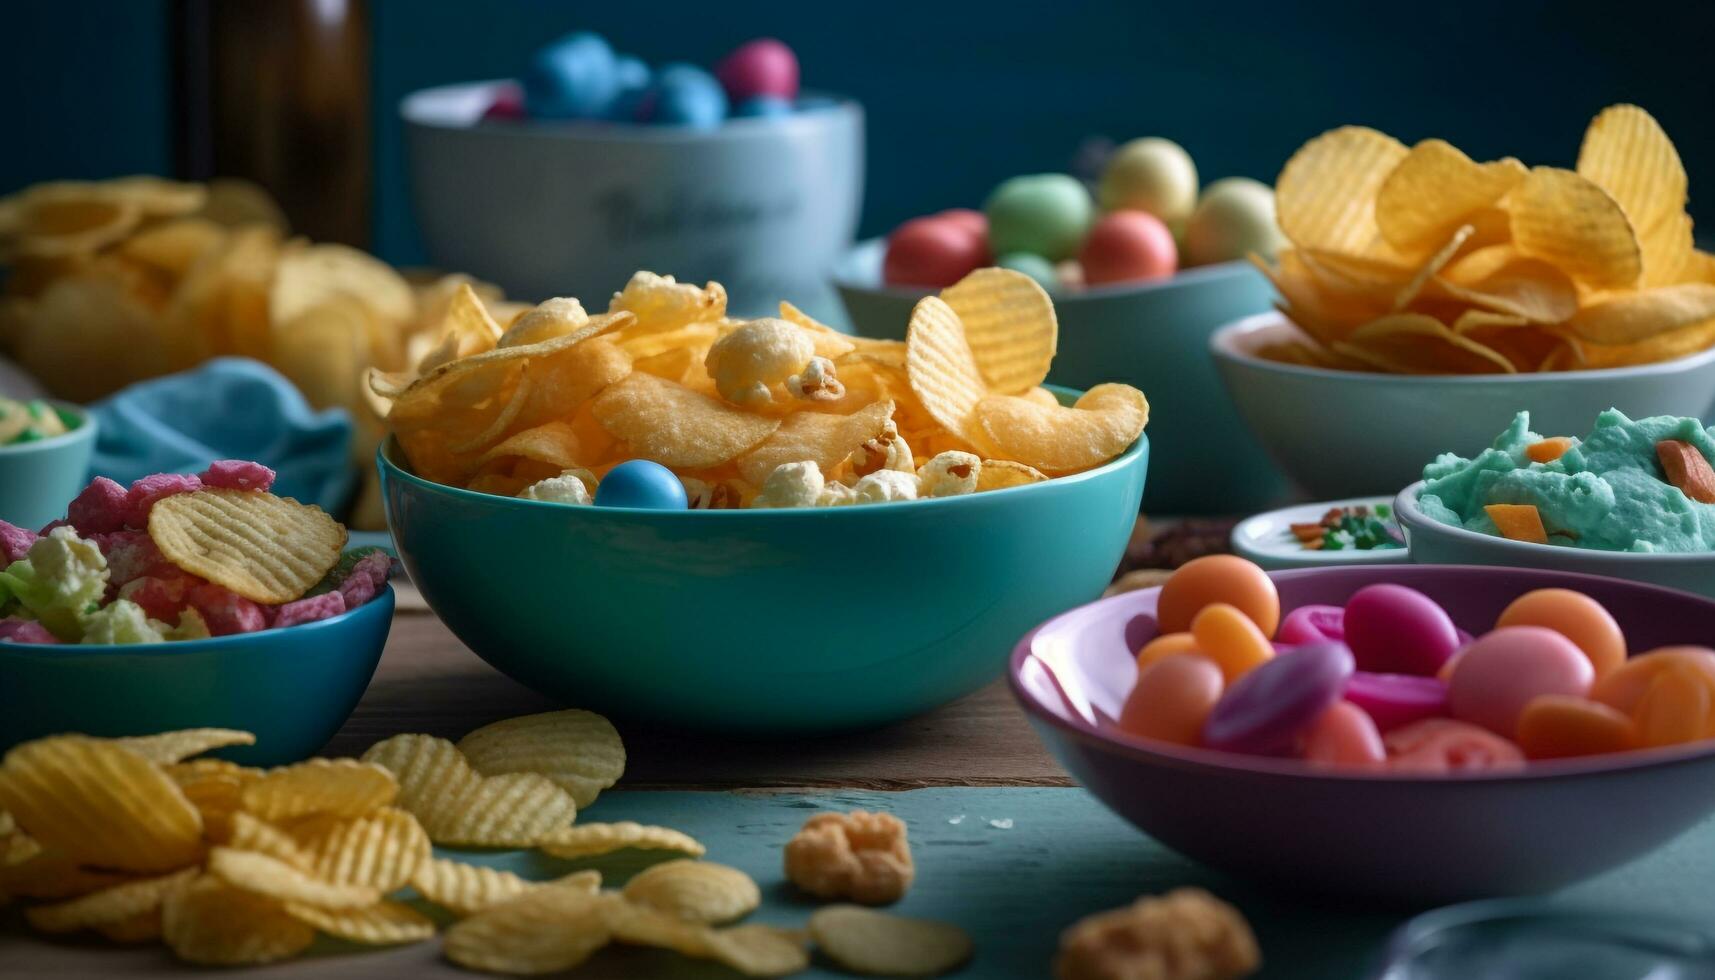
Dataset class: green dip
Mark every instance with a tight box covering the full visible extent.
[1417,409,1715,553]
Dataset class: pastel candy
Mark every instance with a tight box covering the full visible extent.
[1591,646,1715,720]
[1190,603,1274,683]
[1386,718,1525,774]
[594,460,688,509]
[1497,589,1626,679]
[1517,694,1636,759]
[1097,137,1198,226]
[651,64,727,129]
[1079,211,1177,286]
[984,174,1093,262]
[1448,626,1594,737]
[883,216,988,289]
[1202,641,1354,755]
[934,209,988,238]
[1135,631,1199,673]
[714,38,799,103]
[1301,700,1385,769]
[1157,555,1279,638]
[1118,653,1224,747]
[524,32,619,120]
[1344,671,1449,732]
[1183,177,1286,266]
[1276,604,1344,646]
[995,252,1059,292]
[1634,666,1714,747]
[1342,583,1461,675]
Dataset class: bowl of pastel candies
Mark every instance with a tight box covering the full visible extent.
[833,140,1288,513]
[402,33,862,317]
[1011,556,1715,903]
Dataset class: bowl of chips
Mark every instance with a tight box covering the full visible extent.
[1211,312,1715,499]
[834,240,1283,513]
[0,398,96,531]
[373,269,1149,732]
[402,80,863,319]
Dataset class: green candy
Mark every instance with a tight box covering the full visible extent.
[994,252,1060,292]
[985,174,1093,262]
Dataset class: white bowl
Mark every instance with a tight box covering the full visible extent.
[1211,313,1715,499]
[1230,495,1408,571]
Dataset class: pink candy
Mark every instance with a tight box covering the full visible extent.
[93,530,176,588]
[1202,642,1354,755]
[67,477,130,535]
[1447,626,1593,738]
[1342,584,1462,675]
[1302,701,1385,768]
[714,38,799,103]
[125,473,202,528]
[1385,718,1526,774]
[199,460,276,493]
[272,591,347,628]
[118,575,197,622]
[0,520,36,564]
[1277,604,1345,646]
[1344,672,1450,732]
[0,618,57,644]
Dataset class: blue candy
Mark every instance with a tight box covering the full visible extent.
[606,55,654,122]
[523,32,618,120]
[614,55,650,91]
[594,460,688,510]
[650,64,727,128]
[733,95,793,119]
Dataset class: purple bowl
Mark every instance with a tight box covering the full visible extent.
[1009,565,1715,904]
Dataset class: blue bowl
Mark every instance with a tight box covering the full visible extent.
[0,402,96,532]
[832,239,1283,514]
[0,587,394,766]
[378,392,1147,734]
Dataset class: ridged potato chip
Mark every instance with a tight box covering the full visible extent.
[0,849,138,901]
[115,728,256,765]
[1561,283,1715,345]
[1578,104,1693,287]
[283,899,435,945]
[410,857,599,917]
[240,758,397,822]
[163,875,315,966]
[148,488,347,604]
[905,296,989,446]
[119,218,226,277]
[779,300,857,359]
[226,812,314,870]
[455,709,626,809]
[622,859,761,925]
[939,267,1058,395]
[25,867,198,935]
[537,822,706,860]
[975,383,1149,474]
[99,909,164,943]
[1508,166,1642,289]
[1430,246,1580,324]
[444,886,611,975]
[0,736,203,873]
[708,923,814,977]
[360,734,578,847]
[1338,314,1516,374]
[1276,126,1408,257]
[592,372,781,470]
[1376,140,1527,254]
[736,399,896,486]
[287,806,430,892]
[166,759,261,842]
[810,904,973,977]
[208,846,380,910]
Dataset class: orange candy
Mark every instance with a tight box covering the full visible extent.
[1135,632,1199,672]
[1593,647,1715,715]
[1189,603,1274,682]
[1156,555,1279,638]
[1385,719,1526,774]
[1118,654,1224,746]
[1496,589,1626,679]
[1635,666,1713,748]
[1516,694,1636,759]
[1301,701,1385,769]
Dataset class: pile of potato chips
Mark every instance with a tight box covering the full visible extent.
[0,711,971,976]
[0,176,525,527]
[1254,104,1715,373]
[372,268,1148,505]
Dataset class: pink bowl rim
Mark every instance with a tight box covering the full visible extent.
[1008,564,1715,785]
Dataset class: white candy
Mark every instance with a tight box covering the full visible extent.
[518,468,597,505]
[753,461,826,508]
[917,451,981,497]
[704,318,816,406]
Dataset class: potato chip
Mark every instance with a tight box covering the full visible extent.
[103,176,208,217]
[975,383,1148,474]
[163,875,315,966]
[1580,319,1715,369]
[537,822,706,860]
[25,867,197,935]
[99,909,164,943]
[118,218,227,277]
[0,184,143,259]
[1561,283,1715,345]
[500,296,589,348]
[195,178,289,230]
[454,709,626,809]
[736,399,896,486]
[810,905,973,977]
[166,759,261,842]
[905,295,991,446]
[410,857,599,916]
[148,488,347,604]
[1275,126,1409,256]
[1430,247,1580,324]
[1509,166,1642,289]
[592,372,780,470]
[115,728,256,765]
[939,268,1058,395]
[360,734,578,847]
[975,459,1050,491]
[0,849,138,901]
[15,271,170,401]
[287,807,429,892]
[272,295,371,413]
[1578,104,1693,288]
[283,899,435,945]
[0,736,203,873]
[779,300,857,359]
[444,886,611,975]
[208,846,380,910]
[227,812,314,870]
[1376,140,1528,253]
[622,859,761,925]
[511,335,634,433]
[271,242,415,329]
[1342,314,1516,374]
[239,758,397,822]
[1392,224,1475,310]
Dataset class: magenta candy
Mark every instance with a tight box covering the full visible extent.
[0,618,57,644]
[484,83,526,121]
[1342,584,1461,675]
[125,473,202,528]
[1202,641,1355,755]
[714,38,799,103]
[199,460,276,493]
[1277,604,1345,646]
[272,590,347,628]
[1344,671,1450,732]
[67,477,130,535]
[0,520,36,564]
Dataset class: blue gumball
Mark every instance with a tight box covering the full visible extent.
[614,55,650,91]
[650,64,727,129]
[523,32,618,120]
[732,95,793,119]
[606,55,654,122]
[594,461,688,510]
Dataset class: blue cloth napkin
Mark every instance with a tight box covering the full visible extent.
[88,358,355,513]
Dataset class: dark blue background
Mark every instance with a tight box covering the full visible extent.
[7,1,1712,267]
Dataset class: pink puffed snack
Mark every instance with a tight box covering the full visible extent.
[0,519,36,564]
[1342,583,1462,675]
[118,575,197,623]
[1344,672,1450,733]
[1276,604,1345,646]
[198,459,276,492]
[0,618,58,644]
[125,473,202,528]
[188,582,267,636]
[336,552,393,609]
[94,530,174,588]
[271,591,347,628]
[67,477,130,535]
[1301,700,1385,768]
[1386,718,1526,774]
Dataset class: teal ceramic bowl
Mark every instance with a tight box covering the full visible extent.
[832,239,1284,514]
[1396,481,1715,600]
[0,402,96,532]
[379,394,1147,734]
[1212,313,1715,500]
[0,587,394,765]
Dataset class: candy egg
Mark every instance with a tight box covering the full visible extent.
[1448,626,1594,737]
[1079,211,1178,286]
[1182,177,1286,266]
[1276,604,1345,646]
[1156,555,1279,637]
[883,217,988,289]
[1342,584,1461,675]
[1496,589,1625,679]
[994,252,1059,292]
[593,461,688,509]
[714,38,800,103]
[934,208,988,238]
[1301,700,1385,768]
[733,96,794,119]
[1517,694,1636,759]
[1592,647,1715,724]
[984,174,1093,262]
[1135,631,1199,672]
[1202,642,1353,755]
[1344,671,1449,732]
[1097,137,1199,226]
[1190,603,1277,683]
[1385,718,1525,774]
[1118,654,1224,746]
[651,64,727,129]
[524,32,619,120]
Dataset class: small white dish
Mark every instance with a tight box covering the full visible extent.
[1230,495,1409,571]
